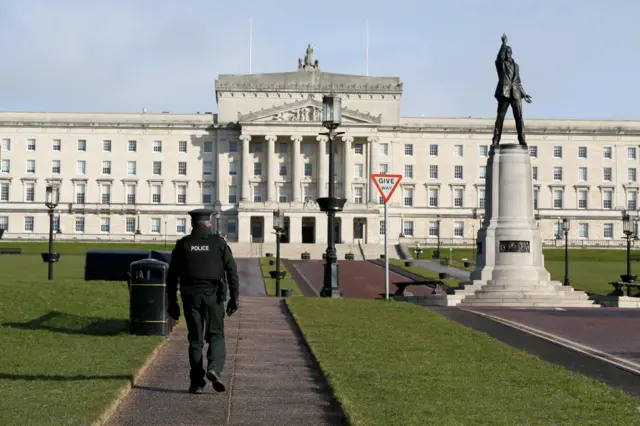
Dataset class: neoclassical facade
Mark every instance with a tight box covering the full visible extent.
[1,50,640,246]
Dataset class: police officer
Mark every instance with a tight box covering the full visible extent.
[166,208,239,394]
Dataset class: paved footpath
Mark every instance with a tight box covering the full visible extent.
[105,260,346,426]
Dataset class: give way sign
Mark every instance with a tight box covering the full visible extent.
[371,174,402,203]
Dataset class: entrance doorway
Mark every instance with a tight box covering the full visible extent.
[250,216,264,243]
[333,217,342,243]
[281,217,290,243]
[354,218,366,242]
[302,217,315,244]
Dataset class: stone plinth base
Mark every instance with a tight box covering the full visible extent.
[596,296,640,308]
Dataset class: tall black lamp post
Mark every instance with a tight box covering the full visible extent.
[215,212,221,235]
[434,215,442,259]
[621,213,638,284]
[42,185,61,280]
[317,95,346,298]
[562,218,570,286]
[272,209,285,297]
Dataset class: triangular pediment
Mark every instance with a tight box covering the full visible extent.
[237,97,381,124]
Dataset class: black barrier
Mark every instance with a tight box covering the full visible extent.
[129,259,172,337]
[85,250,152,281]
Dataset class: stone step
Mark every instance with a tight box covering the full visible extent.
[459,297,597,305]
[459,300,599,307]
[466,292,591,301]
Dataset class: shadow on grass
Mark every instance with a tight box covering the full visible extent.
[132,385,190,394]
[0,373,133,381]
[2,311,128,336]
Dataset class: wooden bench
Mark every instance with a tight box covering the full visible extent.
[608,281,640,297]
[0,247,22,255]
[389,279,448,296]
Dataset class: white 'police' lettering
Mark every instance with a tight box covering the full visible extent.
[191,245,210,252]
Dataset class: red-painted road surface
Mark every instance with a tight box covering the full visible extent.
[286,260,436,299]
[466,307,640,366]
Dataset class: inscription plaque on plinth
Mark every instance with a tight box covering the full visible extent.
[499,241,530,253]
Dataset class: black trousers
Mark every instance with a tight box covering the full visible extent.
[492,96,526,146]
[181,290,226,385]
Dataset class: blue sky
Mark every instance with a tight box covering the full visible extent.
[0,0,637,120]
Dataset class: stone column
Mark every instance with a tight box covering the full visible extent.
[343,136,354,201]
[291,135,302,202]
[214,131,221,206]
[266,135,277,202]
[239,134,251,202]
[316,135,328,198]
[368,136,380,203]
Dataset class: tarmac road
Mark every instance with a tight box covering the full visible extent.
[236,258,267,297]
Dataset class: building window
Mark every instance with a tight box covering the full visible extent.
[103,140,112,152]
[153,161,162,175]
[176,218,187,234]
[379,220,385,235]
[75,217,85,233]
[26,160,36,174]
[279,186,289,203]
[404,144,413,156]
[279,143,288,154]
[1,138,10,151]
[126,185,136,204]
[178,141,187,152]
[533,189,538,210]
[628,191,637,210]
[151,218,161,233]
[254,162,262,176]
[604,223,613,239]
[354,143,363,154]
[229,141,238,153]
[125,217,136,233]
[603,147,612,159]
[553,146,562,158]
[403,188,413,207]
[529,146,537,157]
[479,166,486,180]
[628,168,637,183]
[454,188,463,208]
[628,147,637,160]
[352,163,362,178]
[77,160,86,175]
[404,165,413,179]
[100,217,110,233]
[178,162,187,175]
[204,161,213,176]
[127,161,136,175]
[26,139,36,151]
[177,185,187,204]
[0,216,8,231]
[553,190,563,209]
[204,141,213,153]
[429,165,438,179]
[252,142,262,153]
[532,166,538,181]
[578,190,588,209]
[151,185,161,203]
[429,221,439,237]
[603,167,612,182]
[279,164,287,176]
[25,183,35,202]
[429,144,438,156]
[24,216,34,232]
[479,145,488,157]
[1,159,9,173]
[454,165,463,180]
[102,161,111,175]
[52,160,61,174]
[0,183,8,202]
[578,167,587,181]
[603,190,612,209]
[579,223,589,239]
[428,188,438,207]
[303,143,313,156]
[202,185,212,204]
[76,184,85,204]
[578,146,587,159]
[304,163,313,177]
[128,140,137,152]
[353,187,363,204]
[253,186,263,202]
[454,145,463,157]
[227,218,237,235]
[304,186,314,202]
[553,167,563,181]
[479,189,486,209]
[153,140,162,152]
[379,164,388,174]
[553,221,565,239]
[229,162,238,176]
[228,186,237,204]
[77,139,86,152]
[379,143,388,155]
[453,222,464,237]
[403,221,414,236]
[101,185,111,204]
[52,139,61,151]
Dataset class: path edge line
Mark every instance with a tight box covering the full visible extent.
[464,309,640,377]
[90,328,177,426]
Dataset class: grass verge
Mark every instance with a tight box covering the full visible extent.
[387,259,462,288]
[0,254,165,425]
[259,257,303,296]
[287,298,639,426]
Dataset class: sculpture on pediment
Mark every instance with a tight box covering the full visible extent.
[298,58,303,71]
[305,44,313,66]
[298,44,320,71]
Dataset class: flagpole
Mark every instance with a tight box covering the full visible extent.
[249,17,253,74]
[365,19,369,76]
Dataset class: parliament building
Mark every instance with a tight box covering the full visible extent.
[1,48,639,248]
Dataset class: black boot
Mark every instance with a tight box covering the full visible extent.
[188,379,206,394]
[206,371,226,393]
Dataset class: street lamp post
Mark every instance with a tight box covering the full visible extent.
[273,210,285,297]
[42,185,61,281]
[621,213,638,284]
[562,218,570,286]
[317,95,346,298]
[434,215,441,259]
[215,212,221,236]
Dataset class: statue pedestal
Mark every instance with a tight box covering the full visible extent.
[456,144,598,307]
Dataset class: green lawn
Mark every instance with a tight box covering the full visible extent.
[259,257,303,296]
[0,250,166,425]
[408,247,638,295]
[288,298,639,426]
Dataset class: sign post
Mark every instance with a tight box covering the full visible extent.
[371,174,403,300]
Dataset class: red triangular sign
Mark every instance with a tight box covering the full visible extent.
[371,174,402,203]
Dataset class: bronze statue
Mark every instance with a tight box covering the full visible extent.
[492,34,532,147]
[305,44,314,67]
